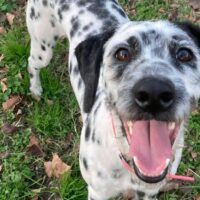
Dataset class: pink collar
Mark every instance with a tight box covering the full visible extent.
[110,112,195,183]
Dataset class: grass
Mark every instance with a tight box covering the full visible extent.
[0,0,200,199]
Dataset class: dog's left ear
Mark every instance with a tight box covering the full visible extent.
[75,30,115,113]
[175,21,200,47]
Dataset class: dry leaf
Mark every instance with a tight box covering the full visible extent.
[44,153,71,178]
[191,151,197,160]
[196,193,200,200]
[6,13,15,25]
[0,54,4,62]
[0,78,7,93]
[27,134,44,157]
[2,123,18,135]
[189,0,200,10]
[2,96,22,111]
[0,27,6,34]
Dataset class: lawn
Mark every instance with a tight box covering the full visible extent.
[0,0,200,199]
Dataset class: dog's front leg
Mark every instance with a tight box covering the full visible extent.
[88,185,110,200]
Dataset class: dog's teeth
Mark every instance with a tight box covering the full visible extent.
[168,122,175,130]
[127,121,133,135]
[165,159,170,167]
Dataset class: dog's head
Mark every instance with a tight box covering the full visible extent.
[75,21,200,184]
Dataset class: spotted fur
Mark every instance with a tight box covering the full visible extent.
[26,0,200,199]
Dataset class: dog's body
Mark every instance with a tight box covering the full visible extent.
[26,0,200,199]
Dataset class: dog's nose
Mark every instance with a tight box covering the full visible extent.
[134,78,175,113]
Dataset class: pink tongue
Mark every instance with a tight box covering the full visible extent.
[129,120,172,176]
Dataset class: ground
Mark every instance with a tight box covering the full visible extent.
[0,0,200,199]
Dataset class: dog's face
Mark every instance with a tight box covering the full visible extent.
[76,21,200,184]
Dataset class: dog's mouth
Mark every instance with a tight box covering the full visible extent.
[122,120,181,183]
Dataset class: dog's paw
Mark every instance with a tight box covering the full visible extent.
[30,85,42,101]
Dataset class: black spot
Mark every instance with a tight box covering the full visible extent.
[112,4,127,18]
[30,7,35,19]
[29,73,33,78]
[41,45,46,51]
[38,56,42,60]
[83,25,90,31]
[97,171,102,177]
[92,131,95,142]
[54,35,59,41]
[137,191,145,200]
[85,123,91,141]
[78,79,82,89]
[50,20,55,27]
[93,102,101,116]
[112,169,122,179]
[42,40,46,44]
[149,194,157,199]
[97,139,101,145]
[69,62,72,74]
[79,9,85,14]
[58,8,63,21]
[83,157,88,170]
[61,4,69,11]
[42,0,48,6]
[73,66,79,75]
[70,18,80,38]
[141,32,151,45]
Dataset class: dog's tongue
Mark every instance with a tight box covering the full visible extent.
[129,120,172,176]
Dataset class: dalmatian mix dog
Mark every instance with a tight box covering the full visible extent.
[26,0,200,199]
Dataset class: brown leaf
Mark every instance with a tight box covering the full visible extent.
[191,151,198,160]
[2,96,22,111]
[6,13,15,25]
[44,153,71,178]
[2,123,18,135]
[189,0,200,10]
[0,78,7,93]
[0,165,3,172]
[27,134,44,157]
[196,193,200,200]
[0,27,6,35]
[0,54,4,62]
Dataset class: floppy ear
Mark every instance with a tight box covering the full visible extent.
[176,21,200,47]
[75,30,115,113]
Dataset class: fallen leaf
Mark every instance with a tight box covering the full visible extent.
[6,13,15,25]
[0,27,6,34]
[0,152,8,159]
[168,8,178,21]
[0,54,4,62]
[2,96,22,111]
[189,0,200,10]
[44,153,71,178]
[31,188,42,194]
[1,123,18,135]
[0,165,2,172]
[27,134,44,157]
[196,193,200,200]
[159,8,165,13]
[0,78,7,93]
[191,151,197,160]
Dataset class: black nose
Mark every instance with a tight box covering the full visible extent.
[134,78,175,113]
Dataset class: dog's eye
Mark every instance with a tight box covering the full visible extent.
[115,48,131,62]
[176,48,194,62]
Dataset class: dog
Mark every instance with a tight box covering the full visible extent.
[26,0,200,199]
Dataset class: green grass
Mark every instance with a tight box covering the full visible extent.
[0,0,200,199]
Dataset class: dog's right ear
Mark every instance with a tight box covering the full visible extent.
[75,30,115,113]
[176,21,200,47]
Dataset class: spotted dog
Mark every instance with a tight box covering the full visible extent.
[26,0,200,199]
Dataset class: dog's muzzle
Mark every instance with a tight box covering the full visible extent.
[111,77,194,183]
